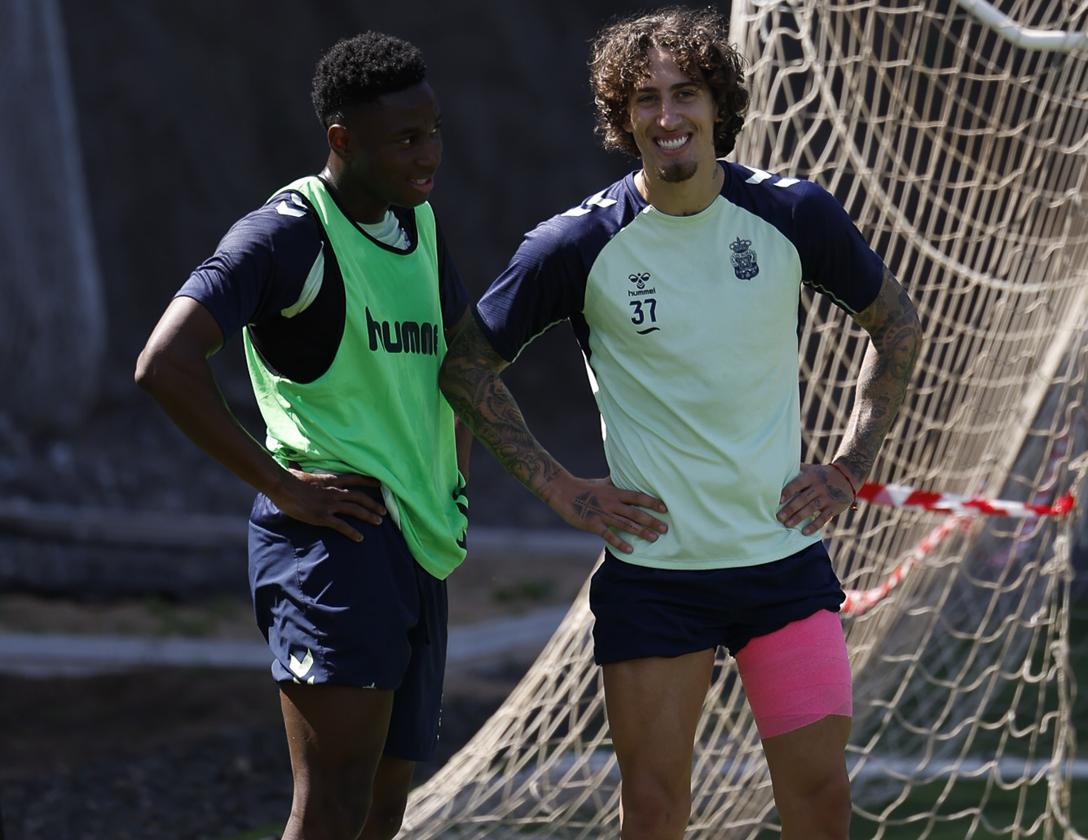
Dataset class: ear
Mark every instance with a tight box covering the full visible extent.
[327,123,352,160]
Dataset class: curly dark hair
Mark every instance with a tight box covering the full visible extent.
[311,32,427,127]
[589,6,748,158]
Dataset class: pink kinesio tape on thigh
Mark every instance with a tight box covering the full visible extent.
[735,609,853,740]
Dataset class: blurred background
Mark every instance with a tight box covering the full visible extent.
[0,2,673,838]
[3,0,655,531]
[2,1,1087,838]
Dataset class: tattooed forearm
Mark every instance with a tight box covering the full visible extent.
[440,320,563,497]
[836,269,922,482]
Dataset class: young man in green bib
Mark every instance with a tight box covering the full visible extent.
[137,32,470,840]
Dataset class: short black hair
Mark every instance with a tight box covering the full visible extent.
[311,32,427,127]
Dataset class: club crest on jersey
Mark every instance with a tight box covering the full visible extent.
[730,237,759,280]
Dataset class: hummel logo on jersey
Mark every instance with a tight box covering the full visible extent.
[366,307,440,355]
[627,272,656,298]
[742,166,800,188]
[626,271,660,333]
[730,237,760,280]
[562,189,618,217]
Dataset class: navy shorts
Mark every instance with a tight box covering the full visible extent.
[589,541,844,665]
[248,492,447,762]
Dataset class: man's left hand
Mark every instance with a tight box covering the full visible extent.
[777,463,857,536]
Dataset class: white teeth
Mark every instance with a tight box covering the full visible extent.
[657,135,689,150]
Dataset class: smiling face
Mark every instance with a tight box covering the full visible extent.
[625,48,720,184]
[329,80,443,222]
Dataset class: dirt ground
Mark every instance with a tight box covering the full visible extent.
[0,546,599,840]
[0,543,596,636]
[1,355,609,840]
[0,662,525,840]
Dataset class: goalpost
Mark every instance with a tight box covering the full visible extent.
[402,1,1088,836]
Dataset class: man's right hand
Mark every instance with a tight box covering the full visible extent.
[542,474,668,555]
[137,298,389,544]
[438,318,667,554]
[270,470,388,543]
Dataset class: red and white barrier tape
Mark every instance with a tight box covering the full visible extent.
[841,515,973,616]
[856,482,1075,518]
[843,438,1075,616]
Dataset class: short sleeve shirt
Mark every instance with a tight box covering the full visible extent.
[177,190,467,383]
[476,161,885,569]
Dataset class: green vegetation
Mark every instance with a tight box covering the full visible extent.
[845,596,1088,838]
[219,598,1088,839]
[490,578,557,606]
[217,828,277,840]
[848,777,1088,838]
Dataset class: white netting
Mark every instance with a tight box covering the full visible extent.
[402,1,1088,836]
[1,0,105,432]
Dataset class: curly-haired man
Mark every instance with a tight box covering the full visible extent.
[137,32,471,839]
[440,7,921,839]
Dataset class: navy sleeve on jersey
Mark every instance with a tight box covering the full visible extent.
[175,192,323,339]
[475,219,591,362]
[791,183,885,314]
[434,219,468,329]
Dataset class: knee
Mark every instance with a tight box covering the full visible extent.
[620,776,690,840]
[361,792,408,840]
[818,770,848,822]
[292,766,375,839]
[825,775,852,830]
[808,768,851,815]
[781,770,851,838]
[361,813,404,840]
[288,800,371,840]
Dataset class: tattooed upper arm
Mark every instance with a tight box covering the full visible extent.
[439,313,562,494]
[443,317,510,376]
[440,317,514,422]
[853,268,922,348]
[443,308,473,346]
[831,268,923,483]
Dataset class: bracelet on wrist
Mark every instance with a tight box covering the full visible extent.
[829,462,859,511]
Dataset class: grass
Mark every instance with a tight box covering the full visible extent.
[490,578,557,606]
[221,781,1087,840]
[218,598,1088,840]
[848,777,1088,838]
[845,596,1088,838]
[218,830,275,840]
[217,829,276,840]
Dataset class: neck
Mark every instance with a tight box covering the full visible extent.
[319,158,387,224]
[635,159,724,216]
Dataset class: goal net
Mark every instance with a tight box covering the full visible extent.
[402,1,1088,836]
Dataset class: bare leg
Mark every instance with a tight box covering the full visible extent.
[279,683,394,840]
[359,756,415,840]
[603,649,716,840]
[737,611,853,839]
[762,714,852,840]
